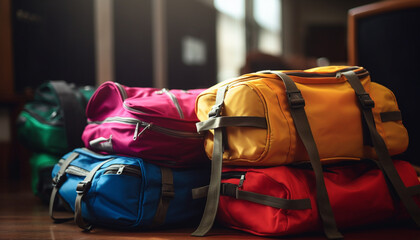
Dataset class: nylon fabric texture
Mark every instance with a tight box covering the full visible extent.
[50,148,210,230]
[82,82,209,168]
[217,160,420,236]
[195,66,408,166]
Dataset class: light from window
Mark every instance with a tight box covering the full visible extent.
[254,0,282,55]
[254,0,280,31]
[214,0,246,82]
[214,0,245,19]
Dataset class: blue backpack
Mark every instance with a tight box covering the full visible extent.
[49,148,210,230]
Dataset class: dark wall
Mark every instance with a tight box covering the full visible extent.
[12,0,95,93]
[166,0,217,89]
[12,0,217,91]
[113,0,153,87]
[356,7,420,165]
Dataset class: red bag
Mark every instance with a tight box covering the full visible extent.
[217,160,420,236]
[82,81,208,168]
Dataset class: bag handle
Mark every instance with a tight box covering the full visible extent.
[271,71,343,240]
[50,81,86,150]
[191,85,228,237]
[340,71,420,227]
[74,158,114,231]
[49,152,80,223]
[150,167,175,227]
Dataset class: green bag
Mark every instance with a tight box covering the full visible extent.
[17,81,95,154]
[29,152,60,203]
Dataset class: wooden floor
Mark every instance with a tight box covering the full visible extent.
[0,180,419,240]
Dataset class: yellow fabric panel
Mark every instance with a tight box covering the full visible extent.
[195,66,408,166]
[223,84,267,162]
[370,82,408,156]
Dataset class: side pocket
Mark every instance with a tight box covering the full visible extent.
[87,165,142,228]
[370,82,409,156]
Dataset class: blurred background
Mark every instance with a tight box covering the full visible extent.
[0,0,385,184]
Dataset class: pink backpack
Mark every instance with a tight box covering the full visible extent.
[82,81,209,168]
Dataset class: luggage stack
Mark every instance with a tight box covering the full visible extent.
[47,82,211,230]
[17,66,420,239]
[192,66,420,239]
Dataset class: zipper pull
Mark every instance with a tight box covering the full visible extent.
[133,122,152,141]
[49,110,58,120]
[117,165,125,175]
[238,174,245,188]
[133,122,140,140]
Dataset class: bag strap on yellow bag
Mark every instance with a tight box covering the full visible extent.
[272,71,343,240]
[340,71,420,227]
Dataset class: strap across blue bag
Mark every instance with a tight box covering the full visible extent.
[49,148,210,230]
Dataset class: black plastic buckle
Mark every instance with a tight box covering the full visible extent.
[357,93,375,109]
[76,181,92,194]
[287,90,305,109]
[52,174,67,188]
[220,183,238,198]
[161,183,175,199]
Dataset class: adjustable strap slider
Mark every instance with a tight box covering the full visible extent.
[161,183,175,199]
[357,93,375,109]
[52,174,67,188]
[287,90,305,109]
[208,105,222,118]
[76,181,92,194]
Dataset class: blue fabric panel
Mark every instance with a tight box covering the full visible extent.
[51,148,210,229]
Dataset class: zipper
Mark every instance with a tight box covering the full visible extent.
[104,164,142,178]
[65,165,90,177]
[222,171,246,188]
[225,67,369,92]
[133,122,152,140]
[114,82,128,101]
[115,82,147,114]
[88,116,203,140]
[21,108,63,126]
[162,88,184,119]
[115,82,185,119]
[122,102,148,115]
[118,85,185,119]
[261,66,369,79]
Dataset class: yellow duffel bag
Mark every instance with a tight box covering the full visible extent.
[192,66,419,239]
[195,66,408,166]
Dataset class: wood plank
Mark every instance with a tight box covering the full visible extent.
[0,186,418,240]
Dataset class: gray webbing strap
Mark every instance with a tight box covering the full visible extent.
[151,167,175,227]
[272,71,343,240]
[192,184,311,210]
[196,116,267,133]
[191,186,209,200]
[74,159,114,231]
[192,86,228,237]
[221,183,312,210]
[341,71,420,227]
[49,152,80,223]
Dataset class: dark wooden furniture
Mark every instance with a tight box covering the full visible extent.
[347,0,420,166]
